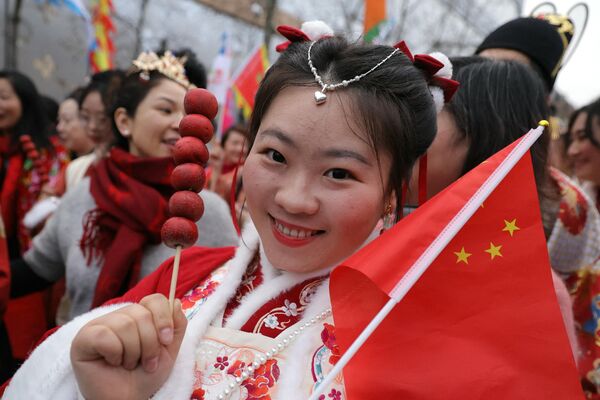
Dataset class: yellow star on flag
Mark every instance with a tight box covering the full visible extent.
[485,242,503,260]
[502,219,520,236]
[454,247,472,264]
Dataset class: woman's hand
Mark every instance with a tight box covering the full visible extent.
[71,294,187,400]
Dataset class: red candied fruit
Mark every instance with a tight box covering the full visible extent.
[169,191,205,221]
[171,163,206,192]
[173,136,209,165]
[183,88,218,120]
[161,217,198,249]
[179,114,214,143]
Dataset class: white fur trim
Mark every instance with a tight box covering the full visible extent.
[151,222,259,399]
[301,20,334,41]
[225,244,331,330]
[430,86,445,113]
[23,196,60,230]
[4,302,131,399]
[276,280,332,399]
[428,51,452,79]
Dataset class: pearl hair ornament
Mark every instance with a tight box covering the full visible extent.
[215,308,333,399]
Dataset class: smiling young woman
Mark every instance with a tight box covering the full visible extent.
[3,24,454,399]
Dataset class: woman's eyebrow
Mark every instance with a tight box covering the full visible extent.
[156,96,177,105]
[259,129,297,148]
[321,148,372,166]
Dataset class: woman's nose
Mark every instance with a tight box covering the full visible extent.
[274,177,319,215]
[567,139,580,158]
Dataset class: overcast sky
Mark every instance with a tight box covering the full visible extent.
[522,0,600,107]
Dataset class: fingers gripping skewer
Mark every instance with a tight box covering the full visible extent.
[161,88,218,311]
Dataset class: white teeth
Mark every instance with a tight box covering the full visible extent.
[274,220,317,239]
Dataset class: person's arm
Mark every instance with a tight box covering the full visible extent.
[10,258,53,298]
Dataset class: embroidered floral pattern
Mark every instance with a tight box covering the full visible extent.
[264,315,279,329]
[248,278,326,337]
[319,389,342,400]
[311,322,346,399]
[320,323,341,365]
[190,387,206,400]
[283,299,298,316]
[181,265,229,319]
[193,344,281,400]
[237,359,280,399]
[214,356,229,370]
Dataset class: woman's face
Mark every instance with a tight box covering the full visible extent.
[223,130,249,165]
[0,78,23,133]
[407,110,468,203]
[80,91,113,145]
[57,98,94,156]
[568,112,600,185]
[119,79,186,158]
[243,86,391,273]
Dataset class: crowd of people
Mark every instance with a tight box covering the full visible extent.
[0,10,599,399]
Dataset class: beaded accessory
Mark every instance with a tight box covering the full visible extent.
[215,308,333,399]
[130,50,192,88]
[308,40,399,105]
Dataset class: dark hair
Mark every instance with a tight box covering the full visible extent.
[158,48,207,89]
[583,98,600,148]
[40,95,59,124]
[249,37,437,216]
[0,70,51,151]
[65,87,85,104]
[79,70,125,115]
[222,124,249,147]
[446,57,555,234]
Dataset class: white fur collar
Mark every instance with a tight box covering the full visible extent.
[3,222,338,399]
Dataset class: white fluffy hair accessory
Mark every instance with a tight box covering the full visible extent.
[427,52,453,113]
[300,20,334,41]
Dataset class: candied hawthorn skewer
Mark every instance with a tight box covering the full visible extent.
[161,89,216,310]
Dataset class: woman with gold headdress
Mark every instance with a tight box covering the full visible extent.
[8,51,238,324]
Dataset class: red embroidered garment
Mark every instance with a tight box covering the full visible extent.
[83,148,176,307]
[235,272,326,338]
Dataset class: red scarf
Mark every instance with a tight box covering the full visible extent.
[81,148,175,307]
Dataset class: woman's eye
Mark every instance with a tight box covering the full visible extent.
[159,107,172,114]
[266,149,286,163]
[325,168,353,180]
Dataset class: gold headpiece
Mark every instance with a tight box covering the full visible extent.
[130,50,193,89]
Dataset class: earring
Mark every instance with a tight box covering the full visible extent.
[380,203,394,235]
[121,130,130,137]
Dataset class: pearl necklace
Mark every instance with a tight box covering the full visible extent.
[216,308,333,400]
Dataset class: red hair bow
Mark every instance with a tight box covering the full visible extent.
[276,25,311,53]
[393,41,459,103]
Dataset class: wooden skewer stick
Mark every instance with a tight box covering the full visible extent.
[168,245,182,311]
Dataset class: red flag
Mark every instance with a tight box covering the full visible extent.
[232,45,269,120]
[329,132,583,398]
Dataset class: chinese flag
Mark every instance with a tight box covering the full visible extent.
[232,45,269,120]
[330,132,583,398]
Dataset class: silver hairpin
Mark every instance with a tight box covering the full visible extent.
[307,40,400,104]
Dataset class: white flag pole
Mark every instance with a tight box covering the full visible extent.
[308,123,546,400]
